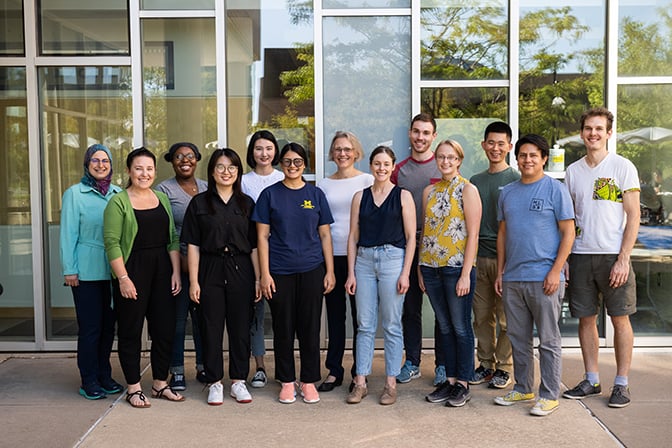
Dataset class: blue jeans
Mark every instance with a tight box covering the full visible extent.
[170,272,203,374]
[354,245,405,377]
[250,300,266,358]
[71,280,116,386]
[420,265,475,383]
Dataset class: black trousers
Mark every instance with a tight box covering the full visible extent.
[113,247,176,385]
[323,256,357,379]
[268,264,325,384]
[402,249,445,367]
[198,253,254,383]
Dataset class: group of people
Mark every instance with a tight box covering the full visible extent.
[60,106,639,415]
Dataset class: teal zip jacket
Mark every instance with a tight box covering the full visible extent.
[103,189,179,276]
[60,182,122,280]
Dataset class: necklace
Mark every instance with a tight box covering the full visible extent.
[177,178,197,193]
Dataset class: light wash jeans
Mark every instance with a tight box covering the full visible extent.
[354,245,405,377]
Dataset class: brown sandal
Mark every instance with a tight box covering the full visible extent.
[125,390,151,408]
[151,385,185,402]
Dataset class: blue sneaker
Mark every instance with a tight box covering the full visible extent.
[396,360,421,384]
[79,383,107,400]
[433,365,446,386]
[100,378,124,394]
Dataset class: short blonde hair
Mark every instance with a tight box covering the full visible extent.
[328,131,365,162]
[435,139,465,161]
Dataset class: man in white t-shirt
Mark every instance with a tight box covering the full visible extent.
[563,107,640,408]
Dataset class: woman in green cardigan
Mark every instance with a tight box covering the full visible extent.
[104,147,183,408]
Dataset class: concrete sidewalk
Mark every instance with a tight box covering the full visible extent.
[0,350,670,448]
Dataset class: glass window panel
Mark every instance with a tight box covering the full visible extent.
[0,0,24,56]
[519,0,605,167]
[142,18,217,183]
[323,0,409,7]
[323,15,410,175]
[421,0,508,80]
[618,84,672,336]
[142,0,214,9]
[40,66,132,339]
[226,2,315,173]
[39,0,129,55]
[421,87,507,178]
[619,0,672,76]
[0,68,33,340]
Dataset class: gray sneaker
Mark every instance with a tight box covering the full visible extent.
[608,385,631,408]
[562,379,602,400]
[469,366,494,385]
[396,361,421,384]
[488,369,511,389]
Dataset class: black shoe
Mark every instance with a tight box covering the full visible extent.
[317,377,343,392]
[196,370,208,384]
[169,373,187,391]
[79,383,107,400]
[426,382,454,403]
[445,383,471,407]
[99,378,124,394]
[562,379,601,400]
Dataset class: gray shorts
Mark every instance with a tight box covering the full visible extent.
[567,254,637,318]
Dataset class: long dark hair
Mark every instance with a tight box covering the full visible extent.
[246,130,280,168]
[206,148,250,216]
[125,147,156,188]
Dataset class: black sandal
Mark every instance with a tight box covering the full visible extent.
[151,385,185,402]
[125,390,151,408]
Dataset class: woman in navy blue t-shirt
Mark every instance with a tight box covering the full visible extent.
[252,142,335,405]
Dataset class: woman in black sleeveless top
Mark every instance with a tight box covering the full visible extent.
[344,146,416,406]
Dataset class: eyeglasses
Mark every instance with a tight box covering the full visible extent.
[214,164,238,174]
[334,147,353,154]
[436,155,459,162]
[174,153,196,162]
[90,158,110,165]
[280,158,305,168]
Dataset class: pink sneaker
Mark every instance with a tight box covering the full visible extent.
[278,382,296,404]
[300,382,320,404]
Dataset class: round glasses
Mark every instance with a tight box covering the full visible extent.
[174,153,196,162]
[280,158,305,168]
[90,157,110,165]
[436,154,459,162]
[214,164,238,174]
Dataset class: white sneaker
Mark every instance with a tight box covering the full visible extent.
[230,381,252,403]
[207,382,224,406]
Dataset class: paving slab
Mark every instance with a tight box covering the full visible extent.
[1,350,669,448]
[80,353,616,448]
[562,350,672,448]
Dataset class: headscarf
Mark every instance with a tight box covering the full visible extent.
[81,144,113,195]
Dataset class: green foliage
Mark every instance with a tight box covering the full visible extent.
[280,45,314,105]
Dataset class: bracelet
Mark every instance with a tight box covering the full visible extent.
[119,275,129,280]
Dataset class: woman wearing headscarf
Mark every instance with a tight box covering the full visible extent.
[60,144,122,400]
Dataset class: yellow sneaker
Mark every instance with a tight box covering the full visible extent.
[530,398,559,416]
[494,390,535,406]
